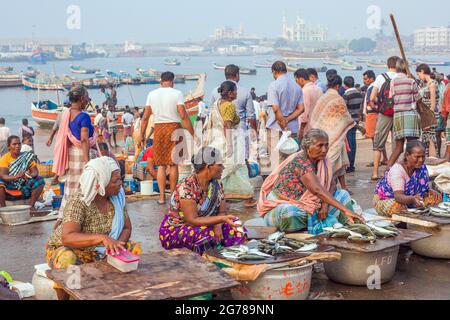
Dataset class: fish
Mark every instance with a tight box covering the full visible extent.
[267,232,285,242]
[295,243,318,252]
[366,223,398,237]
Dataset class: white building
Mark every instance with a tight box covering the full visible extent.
[414,27,450,48]
[282,13,328,42]
[212,25,244,40]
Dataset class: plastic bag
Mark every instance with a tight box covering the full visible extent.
[276,131,299,155]
[42,190,56,206]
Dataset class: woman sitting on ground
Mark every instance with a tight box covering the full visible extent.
[159,146,246,254]
[258,129,364,235]
[46,157,141,300]
[0,136,45,209]
[374,140,441,216]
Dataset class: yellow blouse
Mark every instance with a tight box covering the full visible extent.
[219,101,240,127]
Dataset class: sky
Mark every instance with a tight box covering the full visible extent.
[1,0,449,43]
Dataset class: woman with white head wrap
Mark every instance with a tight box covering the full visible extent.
[45,157,141,300]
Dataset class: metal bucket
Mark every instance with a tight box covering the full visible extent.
[324,246,399,286]
[408,224,450,259]
[230,262,315,300]
[0,205,31,224]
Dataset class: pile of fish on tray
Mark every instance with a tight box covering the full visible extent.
[220,232,318,262]
[322,222,399,244]
[407,202,450,218]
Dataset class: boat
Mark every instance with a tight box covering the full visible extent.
[355,58,370,63]
[0,72,22,88]
[22,75,66,91]
[136,68,186,83]
[31,73,207,127]
[29,48,48,65]
[184,74,203,81]
[240,67,257,75]
[212,63,226,70]
[0,67,13,72]
[286,63,327,73]
[341,62,362,71]
[164,58,181,66]
[277,49,339,60]
[254,61,272,68]
[415,60,450,67]
[70,65,101,74]
[213,63,256,75]
[324,58,345,66]
[117,41,146,58]
[367,61,386,69]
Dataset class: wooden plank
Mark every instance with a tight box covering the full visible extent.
[317,229,431,253]
[46,249,239,300]
[395,212,450,226]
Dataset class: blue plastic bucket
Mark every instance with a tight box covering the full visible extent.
[52,196,63,210]
[59,183,65,196]
[153,180,160,193]
[248,162,260,178]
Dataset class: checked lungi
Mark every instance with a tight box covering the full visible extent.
[153,123,183,166]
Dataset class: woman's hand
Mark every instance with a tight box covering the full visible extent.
[46,139,52,147]
[221,215,238,228]
[412,195,424,208]
[344,209,365,224]
[101,235,126,256]
[15,172,26,180]
[213,224,224,242]
[318,205,328,221]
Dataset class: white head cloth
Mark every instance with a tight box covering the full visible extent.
[79,156,120,206]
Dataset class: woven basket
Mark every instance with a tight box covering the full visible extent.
[37,164,55,178]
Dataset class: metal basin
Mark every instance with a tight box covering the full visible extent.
[408,224,450,259]
[324,246,399,286]
[231,262,315,300]
[0,205,31,224]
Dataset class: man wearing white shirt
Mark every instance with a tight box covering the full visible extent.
[122,106,134,142]
[0,118,11,157]
[140,72,195,204]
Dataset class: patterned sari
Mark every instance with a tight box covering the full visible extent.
[159,175,246,254]
[374,164,442,216]
[0,152,44,200]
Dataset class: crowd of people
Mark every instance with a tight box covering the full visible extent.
[2,57,450,300]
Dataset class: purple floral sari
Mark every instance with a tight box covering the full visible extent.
[375,164,429,208]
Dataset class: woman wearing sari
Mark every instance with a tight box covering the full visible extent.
[258,129,364,235]
[52,86,98,227]
[159,147,246,254]
[203,81,254,201]
[309,73,355,192]
[18,119,35,152]
[46,157,141,300]
[374,140,441,216]
[0,136,45,208]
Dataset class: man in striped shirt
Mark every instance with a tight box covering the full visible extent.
[385,58,422,169]
[343,76,364,173]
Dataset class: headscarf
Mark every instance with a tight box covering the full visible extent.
[79,156,120,206]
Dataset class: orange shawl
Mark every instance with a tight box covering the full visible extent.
[258,151,333,217]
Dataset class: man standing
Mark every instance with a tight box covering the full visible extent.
[370,56,399,180]
[93,108,104,136]
[122,106,134,142]
[308,68,327,93]
[266,61,305,162]
[0,118,10,157]
[362,70,388,169]
[294,68,323,140]
[343,76,364,173]
[211,64,257,161]
[106,105,118,149]
[140,72,195,205]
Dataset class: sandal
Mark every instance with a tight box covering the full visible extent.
[157,200,166,205]
[371,176,380,181]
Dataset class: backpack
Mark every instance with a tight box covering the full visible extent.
[377,73,394,116]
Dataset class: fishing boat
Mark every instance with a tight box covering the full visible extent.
[254,61,272,68]
[136,68,185,83]
[184,74,203,81]
[341,62,362,71]
[0,67,13,72]
[164,58,181,66]
[212,63,226,70]
[0,72,22,88]
[277,49,339,60]
[367,61,386,69]
[29,48,48,65]
[323,58,345,66]
[31,73,207,127]
[240,67,257,75]
[22,75,66,91]
[286,63,327,73]
[70,65,101,74]
[355,58,370,63]
[415,60,450,67]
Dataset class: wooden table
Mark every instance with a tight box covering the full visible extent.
[317,229,431,253]
[46,249,239,300]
